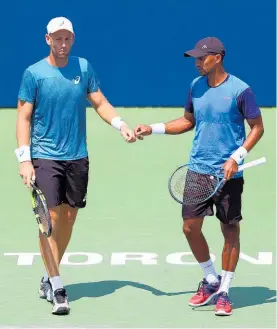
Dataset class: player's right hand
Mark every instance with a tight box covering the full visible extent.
[134,125,152,139]
[19,161,36,188]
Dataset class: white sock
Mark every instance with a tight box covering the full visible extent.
[42,272,49,283]
[199,259,219,284]
[49,276,63,292]
[218,271,234,294]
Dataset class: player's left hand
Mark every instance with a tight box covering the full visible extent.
[120,124,136,143]
[222,158,238,180]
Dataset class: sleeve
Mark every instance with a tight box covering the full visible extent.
[237,87,261,119]
[184,88,194,113]
[18,69,37,104]
[87,62,100,94]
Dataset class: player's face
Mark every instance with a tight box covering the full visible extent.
[46,30,74,58]
[195,54,221,75]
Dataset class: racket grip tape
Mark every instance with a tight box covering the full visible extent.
[238,157,267,172]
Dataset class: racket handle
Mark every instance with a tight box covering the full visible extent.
[238,157,267,172]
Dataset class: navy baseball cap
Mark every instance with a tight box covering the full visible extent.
[184,37,225,58]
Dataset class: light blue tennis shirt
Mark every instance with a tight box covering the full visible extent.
[18,56,99,160]
[185,74,261,178]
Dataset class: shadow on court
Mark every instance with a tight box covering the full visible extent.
[192,286,276,312]
[66,282,276,310]
[231,286,276,309]
[65,280,194,301]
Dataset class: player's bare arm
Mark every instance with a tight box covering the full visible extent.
[223,115,264,180]
[16,100,35,187]
[243,116,264,151]
[135,111,195,137]
[87,89,136,143]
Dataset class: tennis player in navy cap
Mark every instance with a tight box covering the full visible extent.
[135,37,264,316]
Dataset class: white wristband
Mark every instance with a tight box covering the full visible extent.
[231,146,248,164]
[14,145,31,163]
[111,116,126,131]
[150,123,165,134]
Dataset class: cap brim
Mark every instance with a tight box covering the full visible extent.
[184,49,209,58]
[48,28,74,34]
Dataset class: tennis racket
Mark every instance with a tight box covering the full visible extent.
[168,157,267,205]
[30,182,52,237]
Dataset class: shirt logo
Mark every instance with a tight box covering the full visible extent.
[222,96,232,100]
[74,76,81,84]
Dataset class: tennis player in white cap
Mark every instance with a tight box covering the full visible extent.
[16,17,136,315]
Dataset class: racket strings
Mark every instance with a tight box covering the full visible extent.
[184,170,218,204]
[32,190,52,234]
[170,166,219,204]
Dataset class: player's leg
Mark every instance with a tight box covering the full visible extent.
[33,159,70,314]
[183,217,209,263]
[40,204,78,269]
[45,204,78,265]
[183,217,219,284]
[39,228,59,301]
[40,205,76,315]
[49,157,89,262]
[40,156,89,312]
[182,170,221,307]
[220,222,240,285]
[45,156,89,264]
[213,177,244,316]
[36,157,88,312]
[41,205,77,268]
[183,216,221,307]
[39,223,70,315]
[42,204,79,316]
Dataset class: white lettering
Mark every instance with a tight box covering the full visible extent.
[61,252,103,265]
[239,252,273,265]
[166,252,216,265]
[4,253,40,266]
[2,251,273,266]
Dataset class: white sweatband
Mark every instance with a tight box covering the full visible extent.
[230,146,248,164]
[14,145,31,163]
[111,116,126,131]
[150,123,165,134]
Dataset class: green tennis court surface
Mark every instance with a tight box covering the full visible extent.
[0,108,275,328]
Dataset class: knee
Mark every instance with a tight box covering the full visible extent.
[66,216,75,226]
[182,222,201,238]
[65,211,77,225]
[183,224,191,237]
[59,205,78,226]
[49,207,60,224]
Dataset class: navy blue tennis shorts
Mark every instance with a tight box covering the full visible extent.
[182,170,244,224]
[32,157,89,209]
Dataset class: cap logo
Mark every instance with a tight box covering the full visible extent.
[59,20,64,26]
[202,45,207,49]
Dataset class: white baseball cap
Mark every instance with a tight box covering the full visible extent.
[47,17,74,34]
